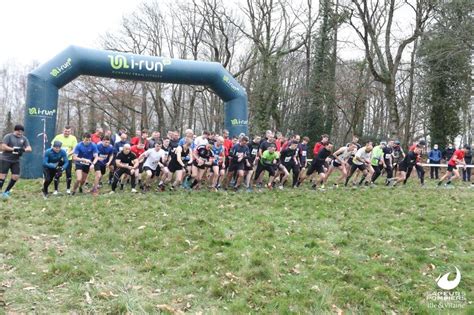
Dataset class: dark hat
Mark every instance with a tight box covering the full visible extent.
[419,139,427,146]
[14,124,24,131]
[53,140,62,148]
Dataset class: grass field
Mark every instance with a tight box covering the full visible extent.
[0,179,473,314]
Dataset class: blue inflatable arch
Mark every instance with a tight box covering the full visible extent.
[22,46,248,178]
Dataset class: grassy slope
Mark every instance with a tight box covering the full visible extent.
[0,180,473,314]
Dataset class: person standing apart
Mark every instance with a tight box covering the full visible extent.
[428,144,442,179]
[0,124,32,198]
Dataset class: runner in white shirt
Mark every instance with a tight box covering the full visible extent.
[137,140,167,191]
[193,131,210,148]
[326,142,357,186]
[345,142,374,187]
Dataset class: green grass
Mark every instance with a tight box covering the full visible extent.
[0,179,473,314]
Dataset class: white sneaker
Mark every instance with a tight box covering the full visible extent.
[53,190,58,195]
[109,190,115,194]
[278,185,284,190]
[131,188,137,193]
[66,189,71,195]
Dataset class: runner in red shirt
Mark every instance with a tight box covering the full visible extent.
[312,134,329,156]
[131,141,147,188]
[91,127,103,144]
[130,129,149,148]
[438,145,468,187]
[223,129,233,158]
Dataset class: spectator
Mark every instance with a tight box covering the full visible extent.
[428,144,442,179]
[443,143,455,162]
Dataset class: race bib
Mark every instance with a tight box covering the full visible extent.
[251,148,258,155]
[385,154,391,159]
[284,156,292,163]
[302,151,307,157]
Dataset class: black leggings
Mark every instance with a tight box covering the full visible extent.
[405,164,425,184]
[65,160,73,189]
[111,168,136,191]
[43,167,62,194]
[283,163,300,186]
[371,165,382,183]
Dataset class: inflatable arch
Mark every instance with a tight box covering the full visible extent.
[22,46,248,178]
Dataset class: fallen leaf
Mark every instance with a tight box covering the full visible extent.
[23,286,36,291]
[137,225,146,230]
[156,304,184,315]
[85,291,92,304]
[98,291,118,299]
[332,304,344,315]
[290,264,301,275]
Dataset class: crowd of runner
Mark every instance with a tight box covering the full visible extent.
[0,124,473,199]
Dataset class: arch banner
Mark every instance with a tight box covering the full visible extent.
[22,46,248,178]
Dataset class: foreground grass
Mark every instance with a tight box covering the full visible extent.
[0,179,473,314]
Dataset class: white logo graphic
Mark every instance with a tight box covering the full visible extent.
[436,267,461,290]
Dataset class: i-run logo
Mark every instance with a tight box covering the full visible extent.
[223,75,240,92]
[230,118,248,126]
[108,54,171,72]
[50,58,72,77]
[28,107,56,117]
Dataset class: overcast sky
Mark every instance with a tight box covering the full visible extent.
[0,0,140,65]
[0,0,418,67]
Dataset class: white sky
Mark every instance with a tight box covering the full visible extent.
[0,0,140,65]
[0,0,417,66]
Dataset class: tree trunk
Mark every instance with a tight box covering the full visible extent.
[385,81,400,141]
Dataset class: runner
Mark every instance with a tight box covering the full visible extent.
[326,142,357,186]
[71,133,99,195]
[190,143,214,190]
[245,135,261,191]
[312,134,330,157]
[279,140,300,188]
[345,142,374,187]
[437,145,468,187]
[405,140,426,186]
[111,132,129,184]
[137,140,167,191]
[382,140,394,184]
[131,140,147,189]
[392,140,405,177]
[51,125,78,194]
[389,145,422,186]
[223,136,250,191]
[0,124,32,199]
[370,141,387,184]
[91,127,103,144]
[296,136,310,186]
[42,141,69,198]
[254,143,280,190]
[168,137,193,190]
[91,136,114,194]
[211,137,226,191]
[306,142,334,190]
[110,144,138,193]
